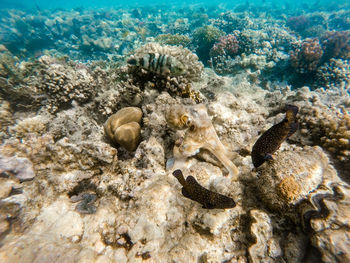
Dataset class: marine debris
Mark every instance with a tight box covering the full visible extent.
[104,107,143,151]
[251,104,299,168]
[173,169,236,209]
[167,104,239,178]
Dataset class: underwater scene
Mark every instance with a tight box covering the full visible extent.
[0,0,349,262]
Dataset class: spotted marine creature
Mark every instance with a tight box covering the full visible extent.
[167,104,240,179]
[251,104,299,168]
[127,53,184,76]
[173,169,236,209]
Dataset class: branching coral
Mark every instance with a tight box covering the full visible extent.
[321,31,350,60]
[155,34,191,47]
[27,55,97,112]
[316,58,350,88]
[290,38,323,73]
[286,15,310,33]
[166,104,239,179]
[209,34,240,58]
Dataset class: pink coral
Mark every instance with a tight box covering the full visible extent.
[209,34,239,57]
[287,15,310,32]
[290,38,323,73]
[321,31,350,60]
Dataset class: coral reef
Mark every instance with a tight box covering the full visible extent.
[155,34,191,47]
[104,107,143,151]
[321,30,350,60]
[0,3,349,263]
[255,146,328,211]
[286,15,310,33]
[316,58,350,88]
[290,38,323,73]
[127,43,203,100]
[209,34,240,58]
[192,25,224,63]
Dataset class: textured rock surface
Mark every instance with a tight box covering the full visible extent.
[0,54,348,263]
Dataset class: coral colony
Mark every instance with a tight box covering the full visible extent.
[0,2,349,263]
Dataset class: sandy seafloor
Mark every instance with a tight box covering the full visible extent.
[0,2,349,263]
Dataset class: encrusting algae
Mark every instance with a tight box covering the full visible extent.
[173,169,236,209]
[251,104,299,168]
[166,104,239,179]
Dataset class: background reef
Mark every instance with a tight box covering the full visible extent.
[0,2,349,263]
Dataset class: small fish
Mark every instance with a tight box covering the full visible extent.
[251,104,299,168]
[127,53,184,76]
[173,169,236,209]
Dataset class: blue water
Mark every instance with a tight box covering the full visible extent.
[0,0,349,86]
[1,0,349,10]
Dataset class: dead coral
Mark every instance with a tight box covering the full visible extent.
[10,116,47,138]
[256,146,327,212]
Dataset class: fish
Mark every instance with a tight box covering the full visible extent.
[251,104,299,168]
[173,169,236,209]
[127,53,184,76]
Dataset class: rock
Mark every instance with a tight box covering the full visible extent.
[0,155,36,181]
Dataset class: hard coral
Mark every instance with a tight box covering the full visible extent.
[209,34,240,58]
[155,34,191,47]
[286,15,310,33]
[11,117,47,138]
[166,104,239,179]
[192,25,224,64]
[127,43,203,100]
[299,104,350,165]
[104,107,143,151]
[321,31,350,60]
[28,56,97,113]
[290,38,323,73]
[316,58,350,88]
